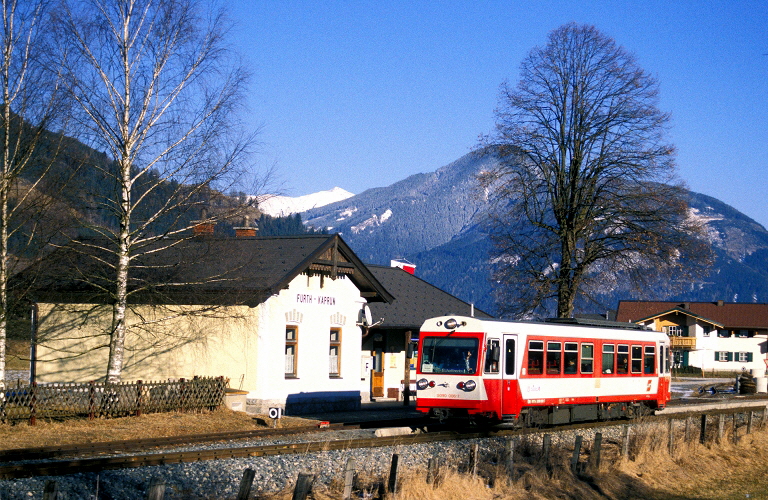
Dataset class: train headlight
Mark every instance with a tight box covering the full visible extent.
[456,380,476,391]
[443,318,467,330]
[416,378,429,390]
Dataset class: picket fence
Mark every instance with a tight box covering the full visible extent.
[1,376,227,424]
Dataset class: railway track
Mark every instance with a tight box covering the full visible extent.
[0,423,351,463]
[1,400,766,481]
[0,429,476,480]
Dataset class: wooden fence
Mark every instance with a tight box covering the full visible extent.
[1,376,227,424]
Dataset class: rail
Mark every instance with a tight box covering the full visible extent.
[3,403,767,481]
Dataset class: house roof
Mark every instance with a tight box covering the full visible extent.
[366,265,493,330]
[616,301,768,330]
[15,234,393,306]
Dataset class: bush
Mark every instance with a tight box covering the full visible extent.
[672,366,703,376]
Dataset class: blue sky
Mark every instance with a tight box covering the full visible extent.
[231,1,768,229]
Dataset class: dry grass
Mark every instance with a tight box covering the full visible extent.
[0,408,318,450]
[616,421,768,499]
[5,410,768,498]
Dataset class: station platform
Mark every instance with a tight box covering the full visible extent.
[297,400,426,425]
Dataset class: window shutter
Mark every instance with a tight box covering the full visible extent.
[727,352,733,362]
[714,352,719,361]
[748,352,754,362]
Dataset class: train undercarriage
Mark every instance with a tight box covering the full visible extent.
[429,401,657,427]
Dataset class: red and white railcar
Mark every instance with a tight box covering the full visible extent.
[415,315,671,426]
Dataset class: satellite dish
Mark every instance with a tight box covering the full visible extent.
[364,304,373,326]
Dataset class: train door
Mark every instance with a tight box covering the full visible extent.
[500,334,518,416]
[658,341,672,404]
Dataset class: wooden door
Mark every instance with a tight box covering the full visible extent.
[372,371,385,398]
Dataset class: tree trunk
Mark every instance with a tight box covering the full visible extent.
[106,173,132,384]
[0,81,9,388]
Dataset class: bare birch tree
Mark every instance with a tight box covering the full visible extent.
[0,0,68,387]
[57,0,258,382]
[480,23,711,319]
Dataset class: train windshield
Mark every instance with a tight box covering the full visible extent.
[420,337,479,374]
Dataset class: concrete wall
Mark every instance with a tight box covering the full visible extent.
[249,273,366,414]
[34,272,368,415]
[35,303,256,385]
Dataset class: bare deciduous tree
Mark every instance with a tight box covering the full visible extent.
[57,0,260,382]
[0,0,67,387]
[480,23,711,319]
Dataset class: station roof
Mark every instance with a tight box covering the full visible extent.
[366,265,492,330]
[15,234,393,306]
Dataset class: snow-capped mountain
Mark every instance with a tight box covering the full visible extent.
[256,187,354,217]
[300,151,768,317]
[303,152,496,263]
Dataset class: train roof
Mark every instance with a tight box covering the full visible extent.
[420,315,667,341]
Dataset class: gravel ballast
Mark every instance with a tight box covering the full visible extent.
[0,423,638,499]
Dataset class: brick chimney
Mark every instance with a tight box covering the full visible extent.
[192,208,214,236]
[192,222,215,236]
[235,227,257,238]
[234,215,257,238]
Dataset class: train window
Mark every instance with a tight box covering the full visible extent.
[602,344,615,374]
[644,346,656,374]
[546,342,562,375]
[484,339,500,374]
[420,337,479,375]
[631,346,642,373]
[564,343,578,374]
[528,340,544,375]
[617,345,629,374]
[581,344,594,374]
[505,339,515,375]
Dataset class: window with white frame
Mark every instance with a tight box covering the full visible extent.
[329,328,341,376]
[717,351,729,362]
[665,325,682,336]
[738,352,751,362]
[285,326,298,377]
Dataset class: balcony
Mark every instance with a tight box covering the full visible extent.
[669,336,697,349]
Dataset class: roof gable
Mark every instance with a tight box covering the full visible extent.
[630,307,724,328]
[617,300,768,329]
[16,234,393,305]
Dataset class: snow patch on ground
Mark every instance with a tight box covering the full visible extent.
[336,207,358,221]
[351,209,394,234]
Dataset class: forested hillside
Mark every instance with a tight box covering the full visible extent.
[303,152,768,317]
